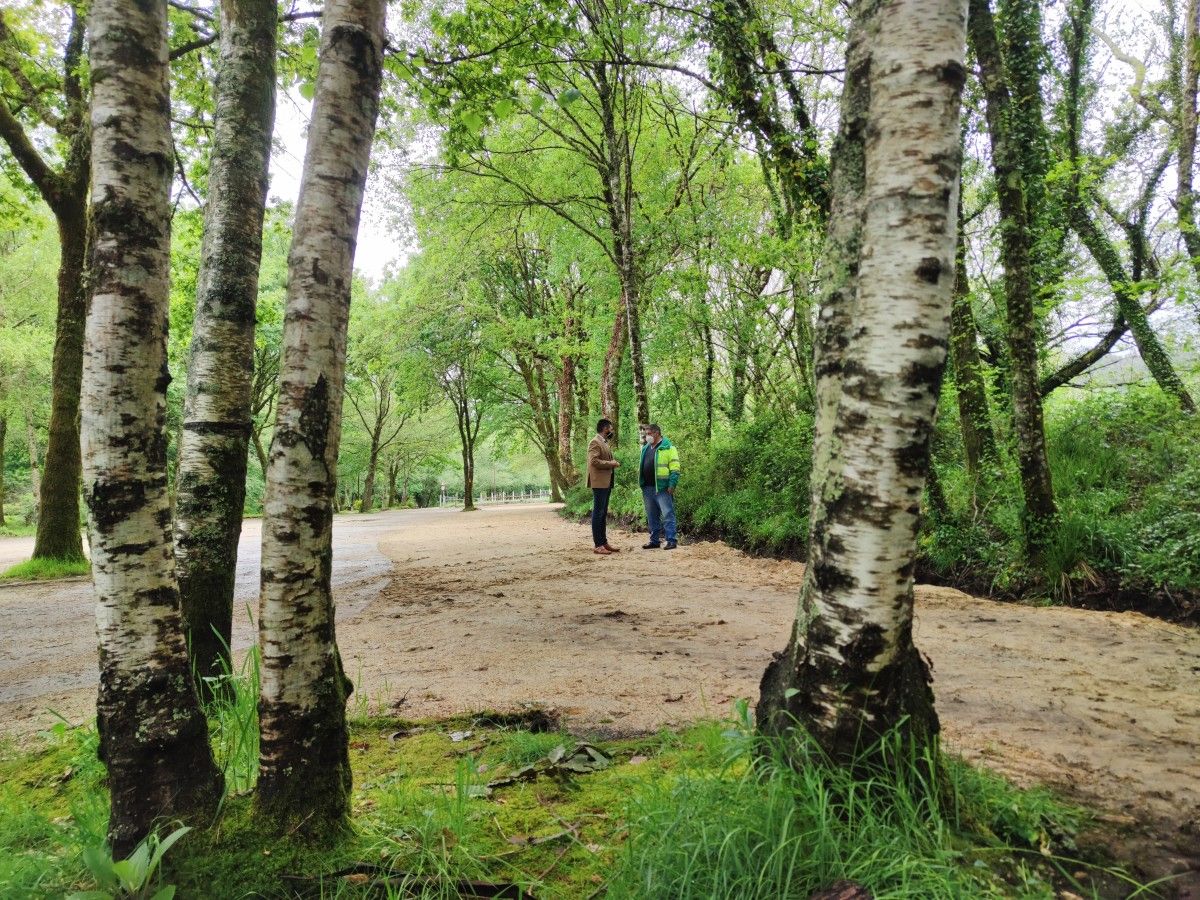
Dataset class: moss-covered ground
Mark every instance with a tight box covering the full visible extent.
[0,700,1155,900]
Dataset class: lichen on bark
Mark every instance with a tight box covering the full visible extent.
[757,0,967,775]
[83,0,222,855]
[256,0,386,834]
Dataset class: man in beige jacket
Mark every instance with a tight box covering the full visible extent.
[587,418,621,555]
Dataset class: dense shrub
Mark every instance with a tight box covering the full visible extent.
[923,385,1200,605]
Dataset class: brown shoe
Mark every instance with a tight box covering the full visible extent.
[604,544,621,553]
[593,546,613,555]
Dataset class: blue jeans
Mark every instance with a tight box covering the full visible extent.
[642,486,676,544]
[591,488,611,547]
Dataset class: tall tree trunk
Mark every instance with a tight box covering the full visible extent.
[702,319,715,439]
[251,428,269,475]
[1178,0,1200,281]
[968,0,1057,554]
[950,204,999,478]
[33,205,87,561]
[0,414,7,526]
[361,445,379,512]
[257,0,385,834]
[596,67,650,433]
[557,355,578,484]
[83,0,223,856]
[0,6,90,562]
[462,437,476,511]
[573,364,589,459]
[599,301,626,442]
[385,458,398,507]
[24,414,41,511]
[758,0,965,768]
[174,0,277,689]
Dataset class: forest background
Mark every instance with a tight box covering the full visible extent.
[2,0,1199,612]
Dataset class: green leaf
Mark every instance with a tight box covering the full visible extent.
[298,80,316,102]
[110,859,142,892]
[81,845,118,889]
[150,887,177,900]
[493,98,514,121]
[783,687,800,699]
[148,826,191,875]
[558,88,582,106]
[462,110,484,135]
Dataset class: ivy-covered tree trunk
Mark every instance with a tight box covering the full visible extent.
[1069,205,1196,412]
[967,0,1057,553]
[174,0,277,688]
[758,0,966,767]
[257,0,385,834]
[1178,0,1200,281]
[83,0,223,856]
[950,205,999,478]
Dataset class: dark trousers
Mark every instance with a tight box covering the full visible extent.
[591,487,611,547]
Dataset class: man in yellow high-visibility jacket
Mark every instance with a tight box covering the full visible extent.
[638,423,681,550]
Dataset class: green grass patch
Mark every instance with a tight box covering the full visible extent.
[0,658,1143,898]
[0,556,91,581]
[0,522,37,538]
[0,696,1141,899]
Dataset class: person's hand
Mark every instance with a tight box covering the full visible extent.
[612,460,621,468]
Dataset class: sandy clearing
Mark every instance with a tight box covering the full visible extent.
[2,503,1197,890]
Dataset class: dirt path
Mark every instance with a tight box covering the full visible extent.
[2,504,1197,888]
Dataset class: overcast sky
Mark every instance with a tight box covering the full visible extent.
[267,87,404,283]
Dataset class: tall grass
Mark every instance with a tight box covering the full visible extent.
[607,712,1116,900]
[200,640,261,796]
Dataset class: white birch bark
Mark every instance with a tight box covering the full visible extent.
[759,0,966,763]
[174,0,277,687]
[83,0,222,855]
[256,0,386,830]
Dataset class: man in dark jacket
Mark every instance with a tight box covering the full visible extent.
[639,424,680,550]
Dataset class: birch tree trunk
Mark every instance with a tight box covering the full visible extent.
[175,0,277,689]
[757,0,966,768]
[83,0,222,856]
[257,0,385,833]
